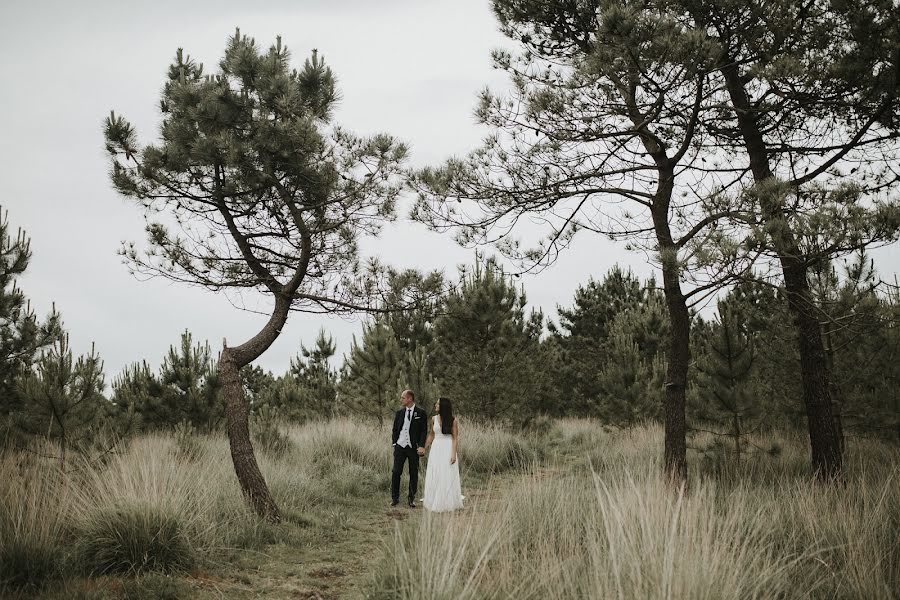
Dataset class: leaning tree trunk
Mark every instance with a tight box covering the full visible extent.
[722,62,844,480]
[650,166,691,485]
[220,293,293,523]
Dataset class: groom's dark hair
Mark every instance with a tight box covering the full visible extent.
[403,389,415,401]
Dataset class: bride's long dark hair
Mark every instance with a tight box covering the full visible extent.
[437,396,455,434]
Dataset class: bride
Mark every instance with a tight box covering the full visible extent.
[422,397,464,512]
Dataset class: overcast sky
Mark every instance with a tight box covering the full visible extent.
[2,0,898,386]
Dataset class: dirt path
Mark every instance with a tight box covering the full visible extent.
[166,471,532,600]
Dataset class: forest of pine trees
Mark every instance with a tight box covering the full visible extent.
[4,202,898,465]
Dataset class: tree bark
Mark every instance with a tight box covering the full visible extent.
[721,61,844,479]
[650,166,691,485]
[220,293,294,523]
[822,326,846,457]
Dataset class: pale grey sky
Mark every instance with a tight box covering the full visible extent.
[2,1,898,385]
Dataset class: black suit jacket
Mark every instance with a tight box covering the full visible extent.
[391,405,428,449]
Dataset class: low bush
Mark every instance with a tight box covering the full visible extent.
[75,504,195,575]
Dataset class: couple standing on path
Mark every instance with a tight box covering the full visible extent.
[390,389,464,512]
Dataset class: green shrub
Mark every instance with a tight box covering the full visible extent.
[75,504,195,575]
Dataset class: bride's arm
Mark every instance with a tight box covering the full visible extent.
[450,418,459,464]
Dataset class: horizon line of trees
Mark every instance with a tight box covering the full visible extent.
[4,206,898,467]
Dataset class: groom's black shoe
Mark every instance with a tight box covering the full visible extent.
[407,499,416,508]
[390,500,399,508]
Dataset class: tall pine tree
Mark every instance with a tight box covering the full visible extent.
[341,318,401,424]
[678,0,900,478]
[157,330,222,431]
[431,255,544,421]
[103,30,423,520]
[0,207,63,443]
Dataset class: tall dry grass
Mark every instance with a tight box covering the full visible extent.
[0,451,72,588]
[2,418,897,598]
[0,417,532,592]
[368,422,900,600]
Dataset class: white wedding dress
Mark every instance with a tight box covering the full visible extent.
[423,416,464,512]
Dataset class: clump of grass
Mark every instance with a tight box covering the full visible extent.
[325,462,384,497]
[549,418,611,448]
[368,511,498,600]
[119,573,191,600]
[68,436,220,576]
[758,468,900,598]
[294,419,390,474]
[75,503,195,575]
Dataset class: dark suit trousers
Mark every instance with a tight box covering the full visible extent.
[391,444,419,502]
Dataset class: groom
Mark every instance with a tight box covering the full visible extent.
[391,389,427,508]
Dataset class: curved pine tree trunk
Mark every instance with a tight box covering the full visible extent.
[220,293,293,522]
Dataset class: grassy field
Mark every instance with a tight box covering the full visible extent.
[1,419,898,599]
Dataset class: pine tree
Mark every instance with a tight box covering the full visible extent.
[550,267,647,415]
[291,329,337,409]
[597,287,669,424]
[882,281,900,443]
[110,360,159,430]
[431,255,543,421]
[110,330,221,431]
[16,333,107,463]
[103,30,424,520]
[397,345,441,411]
[678,0,900,478]
[254,372,319,424]
[157,330,222,431]
[0,207,63,443]
[597,324,666,426]
[810,254,900,441]
[381,270,444,354]
[240,364,276,407]
[409,1,754,482]
[694,305,757,464]
[713,281,802,429]
[341,319,401,424]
